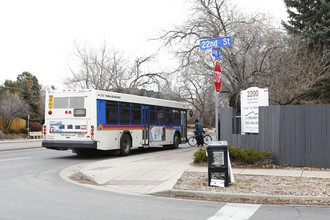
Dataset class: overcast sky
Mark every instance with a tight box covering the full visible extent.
[0,0,288,89]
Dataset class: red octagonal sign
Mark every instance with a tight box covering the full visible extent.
[214,61,222,92]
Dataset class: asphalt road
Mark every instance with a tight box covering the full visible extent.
[0,143,329,220]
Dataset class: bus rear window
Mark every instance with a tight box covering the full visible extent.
[53,97,84,109]
[70,97,84,108]
[53,97,68,108]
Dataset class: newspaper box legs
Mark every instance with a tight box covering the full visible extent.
[207,141,233,187]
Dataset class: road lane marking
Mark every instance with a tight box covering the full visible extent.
[208,203,261,220]
[0,157,31,162]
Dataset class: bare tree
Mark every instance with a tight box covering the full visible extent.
[157,0,286,110]
[65,42,127,91]
[179,61,214,125]
[127,55,168,90]
[0,91,31,130]
[65,42,169,94]
[268,37,329,105]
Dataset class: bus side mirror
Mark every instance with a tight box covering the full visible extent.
[189,110,193,117]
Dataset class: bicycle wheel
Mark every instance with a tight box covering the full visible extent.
[204,134,212,143]
[188,136,197,147]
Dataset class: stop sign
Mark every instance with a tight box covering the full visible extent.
[214,61,222,92]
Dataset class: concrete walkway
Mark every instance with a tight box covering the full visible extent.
[62,147,196,195]
[61,146,330,199]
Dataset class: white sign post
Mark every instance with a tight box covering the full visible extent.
[240,87,269,135]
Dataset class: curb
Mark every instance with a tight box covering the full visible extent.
[0,139,43,144]
[0,139,42,152]
[0,146,42,152]
[153,189,330,202]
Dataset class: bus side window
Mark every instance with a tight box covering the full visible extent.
[173,109,181,126]
[106,101,118,125]
[165,107,172,125]
[156,106,164,125]
[131,103,141,125]
[119,102,130,125]
[150,106,156,125]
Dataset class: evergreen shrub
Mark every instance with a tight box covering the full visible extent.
[228,145,271,164]
[193,148,208,164]
[8,129,17,134]
[19,128,28,134]
[193,145,272,164]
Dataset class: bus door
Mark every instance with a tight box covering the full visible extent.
[142,105,149,146]
[181,110,187,142]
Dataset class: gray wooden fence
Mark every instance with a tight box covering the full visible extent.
[219,105,330,168]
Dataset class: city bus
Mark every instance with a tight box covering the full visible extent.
[42,89,191,155]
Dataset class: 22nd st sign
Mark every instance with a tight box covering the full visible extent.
[200,36,232,50]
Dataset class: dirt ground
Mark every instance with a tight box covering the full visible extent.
[171,164,330,206]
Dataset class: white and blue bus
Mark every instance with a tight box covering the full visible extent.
[42,89,191,155]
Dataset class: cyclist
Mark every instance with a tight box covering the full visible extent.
[194,119,204,147]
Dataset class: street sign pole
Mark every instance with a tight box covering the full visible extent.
[214,61,222,141]
[215,92,219,141]
[200,36,231,141]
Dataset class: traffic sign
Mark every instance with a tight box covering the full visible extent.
[212,47,221,59]
[214,61,222,93]
[200,36,232,50]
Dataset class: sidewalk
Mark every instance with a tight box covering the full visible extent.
[61,146,330,203]
[62,147,196,195]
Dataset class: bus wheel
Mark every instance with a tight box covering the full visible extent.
[120,133,131,156]
[172,133,180,149]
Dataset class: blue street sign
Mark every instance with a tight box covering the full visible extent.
[212,47,221,60]
[200,36,232,50]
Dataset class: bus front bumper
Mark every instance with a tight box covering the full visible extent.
[42,140,97,150]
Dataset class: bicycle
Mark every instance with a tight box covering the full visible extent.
[188,133,212,147]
